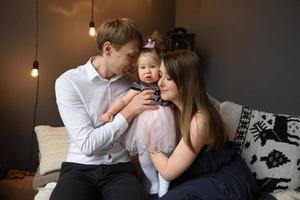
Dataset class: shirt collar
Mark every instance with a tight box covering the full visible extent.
[85,57,101,81]
[85,57,123,82]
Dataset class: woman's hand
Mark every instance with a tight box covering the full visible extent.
[120,89,158,122]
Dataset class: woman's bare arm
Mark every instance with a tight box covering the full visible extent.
[150,113,209,181]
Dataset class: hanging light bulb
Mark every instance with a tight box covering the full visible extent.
[31,60,39,77]
[89,20,96,36]
[31,0,40,78]
[28,0,41,173]
[89,0,96,37]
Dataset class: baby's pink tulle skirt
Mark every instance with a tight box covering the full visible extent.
[125,106,177,155]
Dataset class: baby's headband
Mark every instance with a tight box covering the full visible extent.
[143,39,155,49]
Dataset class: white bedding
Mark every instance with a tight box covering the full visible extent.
[34,182,56,200]
[272,190,300,200]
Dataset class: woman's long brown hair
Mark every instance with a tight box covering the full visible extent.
[162,50,227,152]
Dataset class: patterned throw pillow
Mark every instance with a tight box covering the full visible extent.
[35,125,69,175]
[220,102,300,193]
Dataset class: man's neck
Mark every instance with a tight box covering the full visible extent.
[91,55,114,80]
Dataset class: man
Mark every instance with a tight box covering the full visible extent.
[51,18,157,200]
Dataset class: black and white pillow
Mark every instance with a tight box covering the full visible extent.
[220,101,300,193]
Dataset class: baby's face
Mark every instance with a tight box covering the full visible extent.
[137,53,160,84]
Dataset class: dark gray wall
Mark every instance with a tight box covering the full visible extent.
[0,0,175,172]
[176,0,300,115]
[2,0,300,174]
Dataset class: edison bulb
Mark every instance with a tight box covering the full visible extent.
[31,68,39,77]
[89,20,96,37]
[89,27,96,36]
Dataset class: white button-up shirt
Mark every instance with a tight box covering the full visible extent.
[55,58,131,165]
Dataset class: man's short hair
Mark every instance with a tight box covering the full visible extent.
[96,18,143,55]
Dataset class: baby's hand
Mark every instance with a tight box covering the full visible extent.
[101,112,114,122]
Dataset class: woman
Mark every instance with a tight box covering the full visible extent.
[149,50,258,200]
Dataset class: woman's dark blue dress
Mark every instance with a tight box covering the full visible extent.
[160,141,259,200]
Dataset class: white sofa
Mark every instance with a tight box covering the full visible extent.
[33,101,300,200]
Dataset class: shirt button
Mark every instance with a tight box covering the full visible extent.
[108,154,112,159]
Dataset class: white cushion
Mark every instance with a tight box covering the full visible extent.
[35,126,69,175]
[219,101,242,142]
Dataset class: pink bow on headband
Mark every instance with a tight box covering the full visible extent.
[144,39,155,49]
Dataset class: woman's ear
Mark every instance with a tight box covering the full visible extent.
[103,42,112,55]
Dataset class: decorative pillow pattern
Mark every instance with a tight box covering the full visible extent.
[220,102,300,193]
[35,126,69,175]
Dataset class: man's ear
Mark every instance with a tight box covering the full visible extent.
[103,42,112,55]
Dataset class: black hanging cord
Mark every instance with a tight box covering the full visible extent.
[28,73,39,172]
[91,0,94,21]
[28,0,39,173]
[35,0,39,60]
